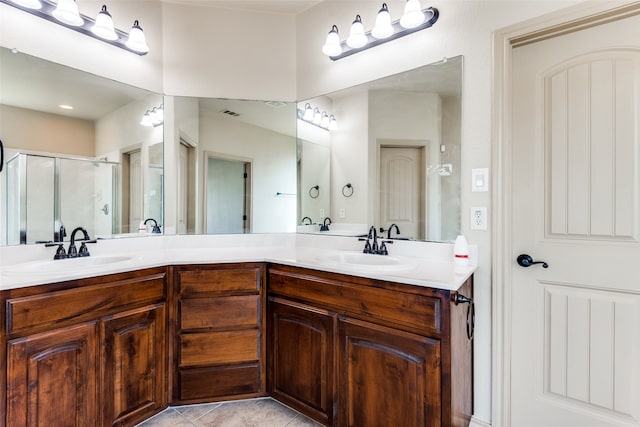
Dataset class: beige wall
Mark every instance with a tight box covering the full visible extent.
[0,105,95,157]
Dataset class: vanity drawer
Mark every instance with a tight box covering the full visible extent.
[6,272,166,336]
[177,266,261,295]
[179,330,260,367]
[179,295,260,330]
[268,267,442,335]
[178,365,261,400]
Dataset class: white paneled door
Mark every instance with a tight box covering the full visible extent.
[510,11,640,427]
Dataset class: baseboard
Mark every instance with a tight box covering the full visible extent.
[469,415,492,427]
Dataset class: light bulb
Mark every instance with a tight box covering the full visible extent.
[303,103,314,121]
[91,5,118,41]
[312,108,322,125]
[322,25,342,57]
[400,0,425,29]
[346,15,367,49]
[328,115,338,131]
[321,112,330,128]
[52,0,84,27]
[372,3,394,39]
[125,20,150,54]
[10,0,42,10]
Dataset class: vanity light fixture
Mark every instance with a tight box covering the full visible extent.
[322,1,438,61]
[297,104,337,132]
[9,0,41,9]
[91,5,117,41]
[140,104,163,127]
[0,0,150,55]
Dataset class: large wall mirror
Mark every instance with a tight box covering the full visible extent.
[297,56,463,242]
[169,96,297,234]
[0,47,164,246]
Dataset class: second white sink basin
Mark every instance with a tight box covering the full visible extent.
[3,255,135,275]
[316,251,417,273]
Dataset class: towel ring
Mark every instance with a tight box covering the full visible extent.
[342,183,353,197]
[309,185,320,199]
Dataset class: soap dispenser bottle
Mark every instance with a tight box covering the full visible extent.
[453,235,470,266]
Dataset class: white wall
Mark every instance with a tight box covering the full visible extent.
[198,109,297,233]
[296,1,583,424]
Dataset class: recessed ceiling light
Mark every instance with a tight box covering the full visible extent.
[58,104,74,110]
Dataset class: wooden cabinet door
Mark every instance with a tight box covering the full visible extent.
[338,317,442,427]
[7,322,99,427]
[101,303,167,427]
[268,298,335,426]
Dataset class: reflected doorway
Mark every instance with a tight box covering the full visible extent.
[379,146,425,240]
[178,140,196,234]
[205,155,251,234]
[122,148,142,233]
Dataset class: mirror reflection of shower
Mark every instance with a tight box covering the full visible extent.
[3,153,119,245]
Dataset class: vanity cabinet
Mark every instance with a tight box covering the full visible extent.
[268,298,336,425]
[1,268,168,427]
[171,263,266,404]
[267,264,473,427]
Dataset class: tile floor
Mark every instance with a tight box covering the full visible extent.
[136,397,323,427]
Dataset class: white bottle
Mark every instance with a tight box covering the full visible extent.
[453,235,470,266]
[138,221,147,233]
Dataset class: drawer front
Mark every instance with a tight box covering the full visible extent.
[6,273,166,336]
[178,266,261,295]
[269,268,442,335]
[180,295,260,331]
[180,330,259,367]
[178,365,261,400]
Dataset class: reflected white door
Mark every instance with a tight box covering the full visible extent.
[379,146,423,239]
[206,157,248,234]
[178,143,188,234]
[128,150,143,232]
[510,12,640,427]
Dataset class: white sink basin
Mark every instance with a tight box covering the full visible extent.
[315,251,417,273]
[2,255,135,275]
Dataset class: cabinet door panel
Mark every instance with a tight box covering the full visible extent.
[7,322,99,427]
[101,303,166,427]
[338,317,441,427]
[268,298,334,426]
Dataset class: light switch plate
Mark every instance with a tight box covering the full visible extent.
[471,168,489,192]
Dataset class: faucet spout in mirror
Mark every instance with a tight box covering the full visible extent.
[144,218,162,234]
[320,217,332,231]
[301,216,313,225]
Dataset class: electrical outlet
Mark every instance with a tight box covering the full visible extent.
[470,207,488,230]
[319,208,325,218]
[339,208,346,218]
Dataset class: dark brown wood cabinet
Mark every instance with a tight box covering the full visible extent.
[267,264,473,427]
[268,298,336,426]
[171,263,266,404]
[1,268,168,427]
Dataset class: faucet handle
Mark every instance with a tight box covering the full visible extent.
[45,242,67,260]
[78,240,97,257]
[359,237,372,254]
[379,240,394,255]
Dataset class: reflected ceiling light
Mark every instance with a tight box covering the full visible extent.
[322,1,438,61]
[52,0,83,26]
[400,0,425,29]
[0,0,149,55]
[302,103,314,121]
[322,25,342,57]
[58,104,74,110]
[371,3,393,39]
[9,0,42,9]
[91,5,117,40]
[141,103,163,127]
[297,104,337,132]
[346,15,367,49]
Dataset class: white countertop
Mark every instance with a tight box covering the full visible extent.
[0,234,477,292]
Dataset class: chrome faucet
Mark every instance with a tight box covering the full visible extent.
[301,216,313,225]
